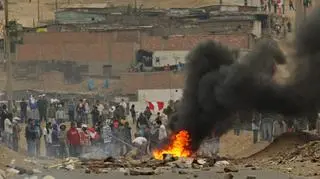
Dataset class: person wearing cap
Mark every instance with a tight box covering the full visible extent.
[79,124,91,154]
[12,117,21,152]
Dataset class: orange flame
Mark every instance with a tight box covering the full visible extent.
[153,130,192,160]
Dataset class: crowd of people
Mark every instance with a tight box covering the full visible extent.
[2,93,319,159]
[0,95,177,159]
[248,112,320,144]
[260,0,312,14]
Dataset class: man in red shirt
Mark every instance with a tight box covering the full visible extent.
[67,122,81,157]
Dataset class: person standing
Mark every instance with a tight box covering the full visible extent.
[12,118,21,152]
[79,124,91,154]
[37,95,48,122]
[68,100,75,122]
[233,112,241,136]
[34,119,42,157]
[29,95,38,120]
[316,113,320,135]
[136,113,149,137]
[83,100,90,124]
[130,104,136,124]
[58,124,69,158]
[25,119,37,157]
[272,119,282,139]
[43,122,53,156]
[96,100,104,117]
[143,107,152,121]
[55,105,65,124]
[260,112,274,142]
[51,123,60,157]
[0,105,9,140]
[157,120,167,142]
[102,120,112,156]
[67,122,81,157]
[91,105,100,127]
[252,112,260,144]
[76,99,85,123]
[4,113,13,148]
[20,98,28,123]
[120,99,127,115]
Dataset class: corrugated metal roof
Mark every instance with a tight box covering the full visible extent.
[59,3,108,9]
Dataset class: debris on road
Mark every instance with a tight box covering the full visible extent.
[129,168,156,176]
[223,166,239,173]
[224,173,234,179]
[246,175,256,179]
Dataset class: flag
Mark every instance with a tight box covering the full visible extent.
[147,101,165,111]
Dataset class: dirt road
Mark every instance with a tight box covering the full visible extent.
[12,168,308,179]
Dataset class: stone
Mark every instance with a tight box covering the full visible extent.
[193,174,199,178]
[224,173,234,179]
[129,168,155,176]
[195,159,206,165]
[224,166,239,173]
[178,170,189,175]
[0,169,6,178]
[246,176,256,179]
[244,164,254,168]
[84,168,91,174]
[42,175,55,179]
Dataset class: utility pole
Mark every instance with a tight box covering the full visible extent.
[4,0,13,112]
[295,0,303,31]
[37,0,40,23]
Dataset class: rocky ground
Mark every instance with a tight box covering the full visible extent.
[0,130,319,179]
[236,132,320,177]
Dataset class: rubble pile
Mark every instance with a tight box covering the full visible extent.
[240,139,320,177]
[46,154,219,176]
[275,141,320,164]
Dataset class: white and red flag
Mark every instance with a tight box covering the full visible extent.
[147,101,165,111]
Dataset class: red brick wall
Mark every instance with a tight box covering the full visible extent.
[120,72,185,94]
[17,32,135,64]
[141,34,249,51]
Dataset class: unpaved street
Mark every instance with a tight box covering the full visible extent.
[13,168,308,179]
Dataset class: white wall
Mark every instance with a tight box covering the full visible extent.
[221,0,260,6]
[130,89,182,114]
[138,89,183,102]
[152,51,188,67]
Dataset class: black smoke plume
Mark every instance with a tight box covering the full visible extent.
[169,8,320,152]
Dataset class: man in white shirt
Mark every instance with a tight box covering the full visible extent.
[96,100,104,116]
[132,134,148,156]
[157,120,167,141]
[120,99,127,115]
[4,113,13,148]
